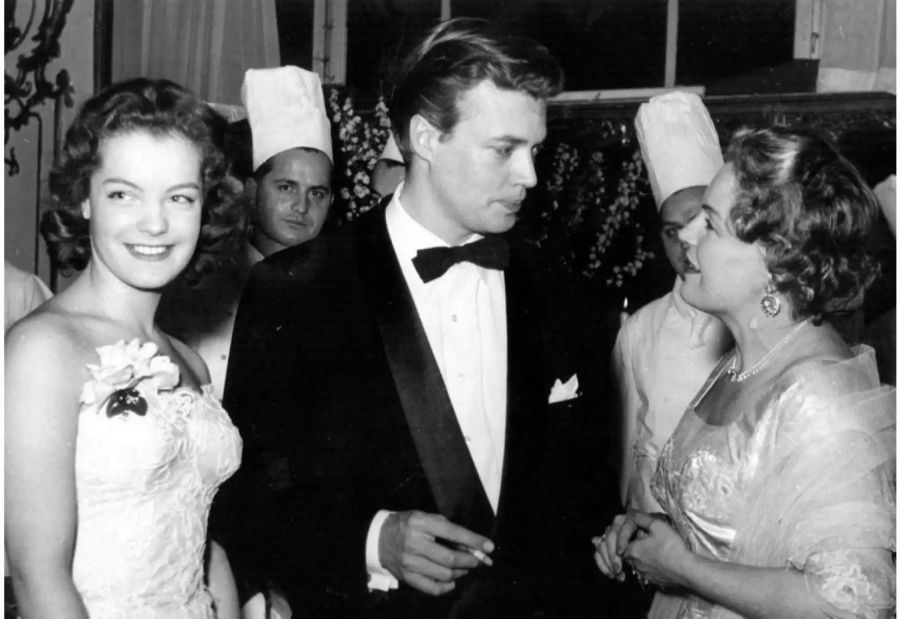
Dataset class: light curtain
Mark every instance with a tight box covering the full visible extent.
[816,0,896,93]
[110,0,280,106]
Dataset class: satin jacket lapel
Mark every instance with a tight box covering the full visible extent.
[353,211,495,533]
[496,245,546,525]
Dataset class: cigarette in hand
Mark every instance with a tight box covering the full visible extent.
[458,545,493,566]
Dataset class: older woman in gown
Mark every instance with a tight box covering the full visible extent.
[594,126,895,618]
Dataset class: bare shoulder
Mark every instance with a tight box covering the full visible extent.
[781,323,853,372]
[776,323,870,400]
[5,309,96,430]
[6,307,88,373]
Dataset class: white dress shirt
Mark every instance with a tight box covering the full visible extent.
[366,185,508,591]
[612,277,731,512]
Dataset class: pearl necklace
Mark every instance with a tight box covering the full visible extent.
[727,318,811,383]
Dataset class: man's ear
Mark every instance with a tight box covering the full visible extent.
[408,114,441,164]
[80,198,91,220]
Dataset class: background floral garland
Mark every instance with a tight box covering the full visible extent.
[324,87,663,305]
[326,89,394,221]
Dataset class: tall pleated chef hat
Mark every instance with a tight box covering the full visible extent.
[635,91,723,208]
[242,65,333,170]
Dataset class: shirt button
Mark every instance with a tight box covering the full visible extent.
[451,314,458,322]
[464,435,472,442]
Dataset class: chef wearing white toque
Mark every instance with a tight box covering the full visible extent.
[221,64,338,619]
[158,66,334,412]
[243,65,334,256]
[613,91,733,515]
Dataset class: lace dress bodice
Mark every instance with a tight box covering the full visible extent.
[72,340,242,618]
[650,346,895,619]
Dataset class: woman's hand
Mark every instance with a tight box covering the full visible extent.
[622,511,693,589]
[592,511,644,581]
[205,541,240,619]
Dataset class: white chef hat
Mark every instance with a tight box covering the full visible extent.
[635,92,723,209]
[379,133,404,164]
[241,66,333,170]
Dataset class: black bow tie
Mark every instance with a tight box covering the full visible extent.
[412,236,510,283]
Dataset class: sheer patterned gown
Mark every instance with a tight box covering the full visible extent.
[650,345,895,619]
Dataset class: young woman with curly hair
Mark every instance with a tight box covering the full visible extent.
[595,126,894,619]
[6,78,243,618]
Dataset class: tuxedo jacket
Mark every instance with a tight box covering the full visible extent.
[215,204,617,618]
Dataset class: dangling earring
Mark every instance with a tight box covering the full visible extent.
[760,281,781,318]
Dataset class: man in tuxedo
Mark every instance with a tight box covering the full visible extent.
[218,17,614,618]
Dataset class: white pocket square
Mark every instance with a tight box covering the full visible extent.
[548,373,580,404]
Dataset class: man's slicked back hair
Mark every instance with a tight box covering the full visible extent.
[389,18,563,162]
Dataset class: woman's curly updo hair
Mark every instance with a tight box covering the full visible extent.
[41,78,242,282]
[725,126,879,320]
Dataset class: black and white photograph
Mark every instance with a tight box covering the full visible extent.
[4,1,896,617]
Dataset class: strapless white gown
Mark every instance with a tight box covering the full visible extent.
[71,339,242,618]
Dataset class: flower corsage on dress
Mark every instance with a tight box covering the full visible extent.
[80,339,180,418]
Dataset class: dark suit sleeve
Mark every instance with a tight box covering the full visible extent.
[211,258,295,602]
[211,243,385,614]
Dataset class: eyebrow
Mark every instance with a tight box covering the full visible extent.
[272,178,332,191]
[102,178,200,192]
[701,204,721,220]
[168,182,201,192]
[489,135,545,147]
[102,178,140,189]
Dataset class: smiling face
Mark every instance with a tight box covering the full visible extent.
[412,80,546,245]
[82,130,203,291]
[252,148,333,257]
[678,163,769,318]
[659,185,706,277]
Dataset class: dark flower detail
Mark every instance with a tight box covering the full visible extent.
[106,387,148,418]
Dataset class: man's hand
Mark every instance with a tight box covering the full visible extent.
[378,510,494,596]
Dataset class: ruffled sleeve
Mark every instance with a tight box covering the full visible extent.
[731,347,895,619]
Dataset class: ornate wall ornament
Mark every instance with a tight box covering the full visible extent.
[5,0,75,176]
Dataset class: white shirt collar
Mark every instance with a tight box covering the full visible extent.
[385,182,484,263]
